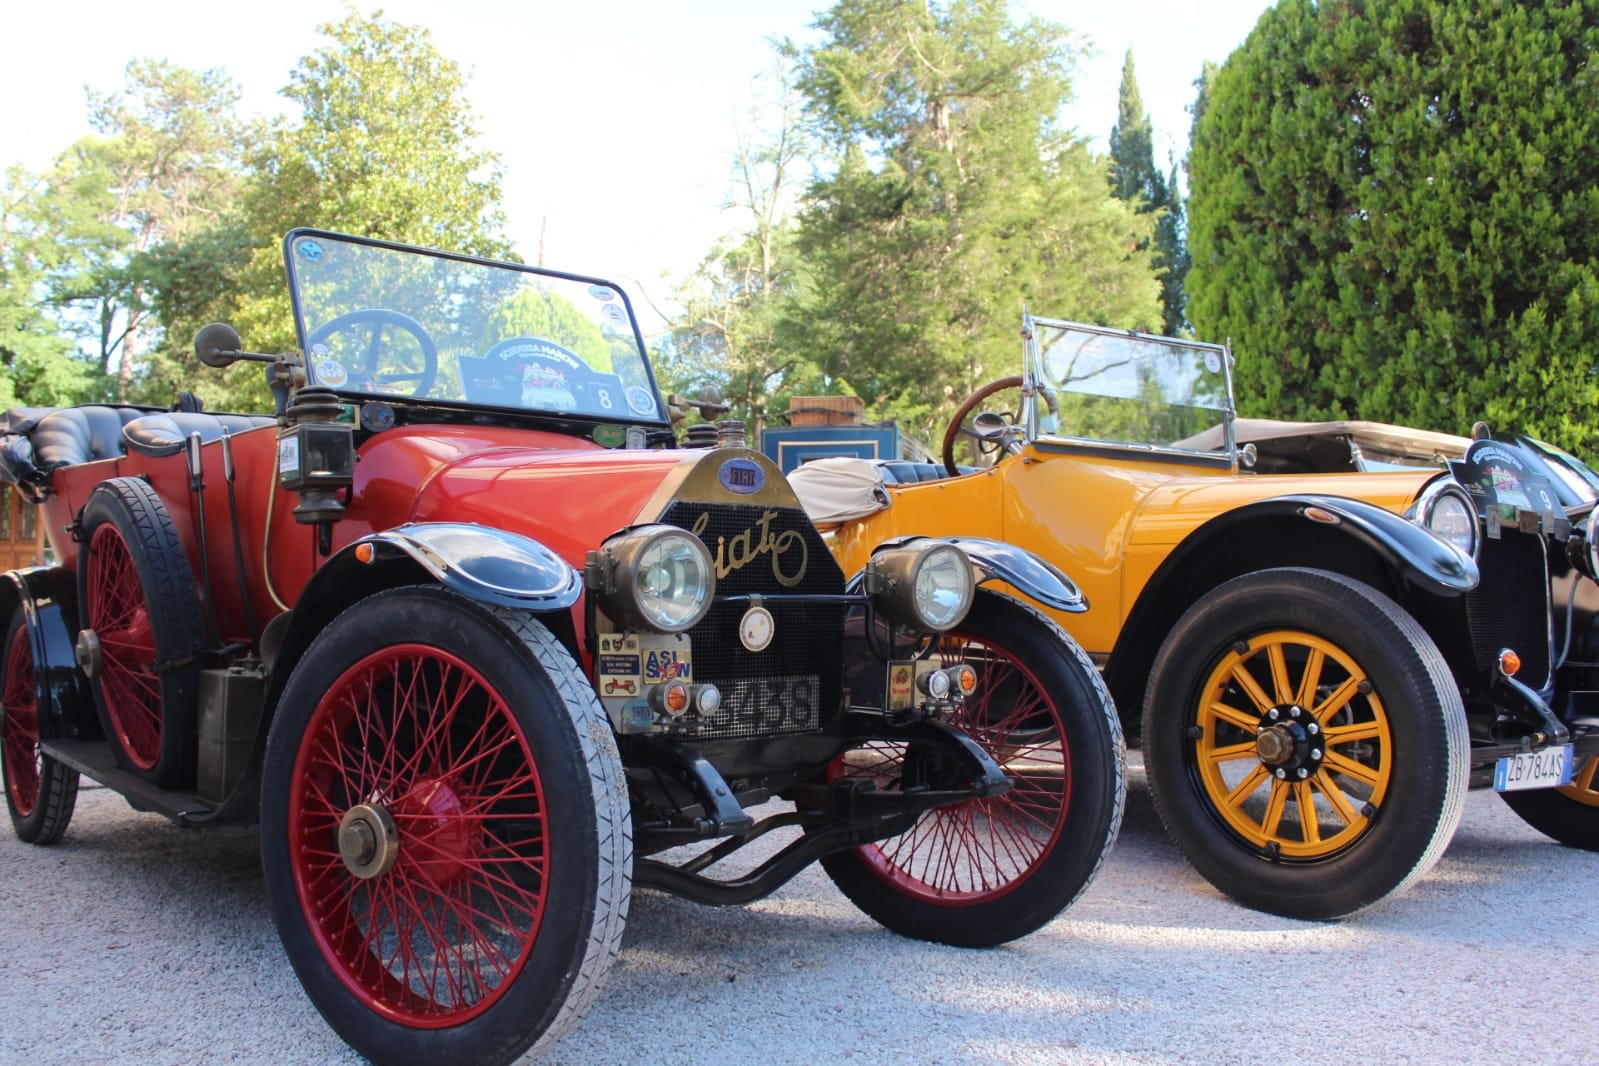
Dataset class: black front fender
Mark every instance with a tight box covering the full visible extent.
[1258,494,1478,595]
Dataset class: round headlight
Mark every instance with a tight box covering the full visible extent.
[869,541,976,632]
[1417,483,1477,557]
[601,526,715,633]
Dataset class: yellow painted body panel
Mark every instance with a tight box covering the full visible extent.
[829,443,1435,658]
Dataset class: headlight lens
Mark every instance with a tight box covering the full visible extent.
[869,542,976,631]
[599,526,715,633]
[1418,483,1477,557]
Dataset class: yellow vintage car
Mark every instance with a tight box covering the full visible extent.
[799,315,1599,919]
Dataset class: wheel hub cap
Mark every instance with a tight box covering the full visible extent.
[338,803,399,879]
[392,777,479,887]
[74,629,102,679]
[1255,705,1324,777]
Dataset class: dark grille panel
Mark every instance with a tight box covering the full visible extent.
[659,501,846,739]
[1466,532,1552,687]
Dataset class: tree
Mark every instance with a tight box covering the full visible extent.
[667,70,820,429]
[0,167,99,408]
[43,61,247,399]
[788,0,1158,437]
[1110,51,1187,335]
[1187,0,1599,452]
[1109,51,1166,206]
[170,12,514,410]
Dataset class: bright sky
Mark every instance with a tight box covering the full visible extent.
[1,1,1269,323]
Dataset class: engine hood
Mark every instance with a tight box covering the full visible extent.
[411,443,806,569]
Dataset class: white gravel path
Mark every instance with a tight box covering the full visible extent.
[2,757,1594,1065]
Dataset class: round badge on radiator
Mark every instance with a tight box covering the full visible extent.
[738,606,775,652]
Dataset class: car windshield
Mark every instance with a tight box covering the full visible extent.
[284,230,666,424]
[1025,315,1234,458]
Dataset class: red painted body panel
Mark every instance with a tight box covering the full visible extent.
[37,421,687,650]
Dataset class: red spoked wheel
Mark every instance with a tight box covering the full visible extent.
[2,610,78,843]
[262,588,630,1065]
[291,645,550,1026]
[78,477,202,787]
[88,523,164,770]
[819,593,1124,946]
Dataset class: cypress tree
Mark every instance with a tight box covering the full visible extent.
[1188,0,1599,452]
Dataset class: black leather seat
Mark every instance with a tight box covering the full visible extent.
[28,405,155,470]
[876,460,972,484]
[122,412,276,458]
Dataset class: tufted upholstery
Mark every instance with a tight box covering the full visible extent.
[876,460,973,484]
[28,406,155,471]
[122,412,276,458]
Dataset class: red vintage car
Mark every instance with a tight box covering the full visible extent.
[0,232,1124,1065]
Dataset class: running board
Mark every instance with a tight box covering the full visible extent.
[41,739,215,827]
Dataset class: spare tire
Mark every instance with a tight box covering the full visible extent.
[77,477,203,788]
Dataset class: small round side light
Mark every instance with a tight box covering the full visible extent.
[1497,648,1522,677]
[949,664,978,697]
[354,542,375,564]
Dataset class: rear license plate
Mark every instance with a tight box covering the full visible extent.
[1493,744,1575,792]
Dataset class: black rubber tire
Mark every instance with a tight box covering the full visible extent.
[1499,757,1599,849]
[2,609,79,844]
[77,476,203,787]
[261,587,631,1066]
[819,592,1125,947]
[1142,568,1469,920]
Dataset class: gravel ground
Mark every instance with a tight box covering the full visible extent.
[2,756,1595,1065]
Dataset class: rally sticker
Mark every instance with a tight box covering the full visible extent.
[297,239,324,263]
[1204,351,1222,374]
[277,435,300,475]
[602,303,627,323]
[644,648,691,683]
[316,360,348,387]
[626,385,658,416]
[588,284,617,302]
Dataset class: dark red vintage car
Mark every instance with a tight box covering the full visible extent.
[0,232,1124,1064]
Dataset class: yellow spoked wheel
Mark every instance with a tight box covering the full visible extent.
[1143,568,1468,920]
[1557,757,1599,807]
[1193,630,1393,860]
[1501,753,1599,849]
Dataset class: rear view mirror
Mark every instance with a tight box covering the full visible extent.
[195,323,243,369]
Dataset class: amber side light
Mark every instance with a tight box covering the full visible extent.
[1497,648,1522,677]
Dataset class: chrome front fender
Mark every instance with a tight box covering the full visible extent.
[848,535,1087,613]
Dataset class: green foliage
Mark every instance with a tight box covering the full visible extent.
[667,73,824,428]
[1187,0,1599,453]
[784,0,1158,440]
[1109,51,1166,206]
[1110,51,1187,336]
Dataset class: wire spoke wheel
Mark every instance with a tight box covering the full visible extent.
[1,610,78,843]
[77,477,203,787]
[818,593,1123,947]
[1193,629,1392,860]
[88,523,165,769]
[262,588,629,1065]
[3,618,41,816]
[290,645,549,1025]
[845,634,1071,901]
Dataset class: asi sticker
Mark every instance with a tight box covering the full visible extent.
[316,360,349,387]
[1204,351,1222,374]
[588,284,617,302]
[644,648,691,683]
[625,385,658,416]
[277,435,300,475]
[718,457,764,495]
[297,239,325,263]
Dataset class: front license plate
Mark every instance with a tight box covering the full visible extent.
[1493,744,1575,792]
